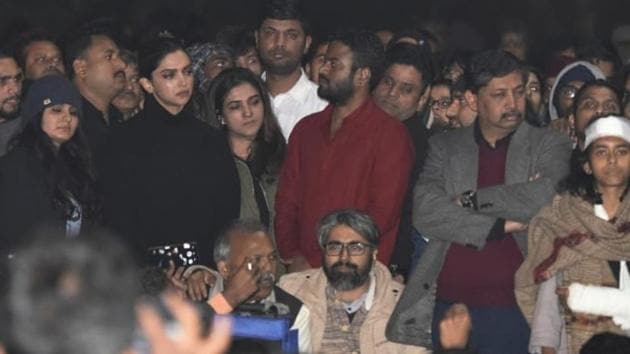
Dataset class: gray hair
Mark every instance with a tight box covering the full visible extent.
[213,219,270,264]
[316,209,380,248]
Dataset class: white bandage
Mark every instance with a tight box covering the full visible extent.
[567,282,630,330]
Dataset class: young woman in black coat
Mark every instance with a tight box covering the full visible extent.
[102,36,240,265]
[0,75,100,258]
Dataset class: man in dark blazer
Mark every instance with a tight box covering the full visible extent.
[386,50,572,354]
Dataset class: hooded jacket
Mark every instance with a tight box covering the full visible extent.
[548,61,605,121]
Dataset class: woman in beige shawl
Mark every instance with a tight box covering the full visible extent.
[515,115,630,354]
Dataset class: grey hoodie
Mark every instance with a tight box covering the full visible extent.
[548,61,605,121]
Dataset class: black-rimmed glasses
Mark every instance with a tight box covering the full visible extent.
[324,241,373,256]
[429,97,454,110]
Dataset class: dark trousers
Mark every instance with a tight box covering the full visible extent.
[431,300,530,354]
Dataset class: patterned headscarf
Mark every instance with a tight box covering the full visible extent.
[185,42,234,93]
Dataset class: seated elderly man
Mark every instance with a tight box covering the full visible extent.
[183,219,309,351]
[278,209,428,354]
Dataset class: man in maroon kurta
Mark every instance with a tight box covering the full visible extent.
[275,31,414,271]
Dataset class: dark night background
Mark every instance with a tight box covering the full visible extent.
[2,0,630,65]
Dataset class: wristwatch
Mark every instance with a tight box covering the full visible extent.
[460,190,478,210]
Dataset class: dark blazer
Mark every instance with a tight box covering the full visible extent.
[386,122,572,348]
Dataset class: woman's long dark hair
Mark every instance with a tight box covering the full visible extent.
[206,67,286,177]
[558,148,601,204]
[9,112,101,221]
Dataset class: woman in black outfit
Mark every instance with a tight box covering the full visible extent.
[102,37,240,265]
[0,75,100,258]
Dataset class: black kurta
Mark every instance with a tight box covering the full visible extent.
[102,95,240,265]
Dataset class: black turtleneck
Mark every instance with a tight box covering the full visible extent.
[102,95,240,265]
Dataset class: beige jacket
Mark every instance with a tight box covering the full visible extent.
[278,261,429,354]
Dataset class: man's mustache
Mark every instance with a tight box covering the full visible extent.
[117,90,138,99]
[501,110,522,119]
[332,261,358,271]
[1,95,20,105]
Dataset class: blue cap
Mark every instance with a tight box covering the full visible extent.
[21,74,83,123]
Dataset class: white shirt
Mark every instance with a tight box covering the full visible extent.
[262,69,328,140]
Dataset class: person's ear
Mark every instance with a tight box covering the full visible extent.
[417,84,432,112]
[73,58,87,79]
[372,249,378,261]
[217,260,230,279]
[583,161,592,175]
[139,78,154,94]
[303,35,312,55]
[464,89,478,113]
[568,113,576,131]
[355,67,371,88]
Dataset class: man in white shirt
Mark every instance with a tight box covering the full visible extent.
[256,0,327,139]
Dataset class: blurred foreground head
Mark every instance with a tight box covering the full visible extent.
[6,230,139,354]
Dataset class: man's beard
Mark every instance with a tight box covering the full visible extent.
[39,66,64,78]
[260,49,301,76]
[323,257,373,291]
[0,96,20,121]
[318,75,354,106]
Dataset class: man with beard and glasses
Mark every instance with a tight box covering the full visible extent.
[255,0,327,139]
[64,22,126,169]
[387,50,572,354]
[180,219,311,352]
[112,49,143,120]
[0,52,24,156]
[275,30,414,274]
[279,209,427,354]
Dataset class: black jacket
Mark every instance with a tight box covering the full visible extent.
[0,147,66,257]
[80,97,123,173]
[102,95,240,265]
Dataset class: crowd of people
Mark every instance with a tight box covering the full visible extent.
[1,0,630,353]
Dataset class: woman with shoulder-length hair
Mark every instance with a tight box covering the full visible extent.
[102,36,240,265]
[516,115,630,354]
[206,67,285,228]
[0,75,100,257]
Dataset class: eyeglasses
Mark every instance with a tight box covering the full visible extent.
[559,84,580,99]
[527,83,541,95]
[430,97,454,110]
[323,241,373,256]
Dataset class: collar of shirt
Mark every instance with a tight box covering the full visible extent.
[318,98,374,139]
[262,69,315,104]
[81,96,124,127]
[473,118,515,149]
